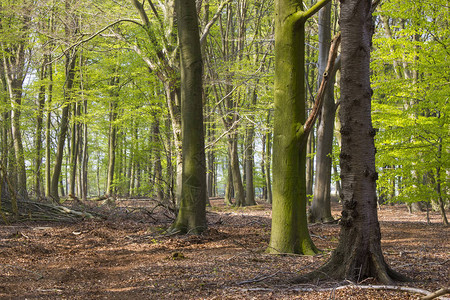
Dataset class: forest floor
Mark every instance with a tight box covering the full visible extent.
[0,198,449,299]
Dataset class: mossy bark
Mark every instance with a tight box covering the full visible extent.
[268,0,319,255]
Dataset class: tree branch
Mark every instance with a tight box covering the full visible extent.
[131,0,151,27]
[46,19,143,65]
[421,288,450,300]
[303,0,333,20]
[200,0,232,45]
[304,32,341,135]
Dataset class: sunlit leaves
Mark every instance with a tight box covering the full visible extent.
[371,0,449,204]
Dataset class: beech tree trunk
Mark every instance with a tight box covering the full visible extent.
[227,134,246,206]
[309,2,336,223]
[51,54,77,201]
[151,119,164,202]
[268,0,330,255]
[264,111,273,204]
[2,40,28,201]
[35,62,47,199]
[296,0,407,284]
[244,124,256,206]
[45,59,53,198]
[170,0,207,234]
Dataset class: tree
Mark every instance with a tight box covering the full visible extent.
[169,0,207,234]
[267,0,331,255]
[309,2,338,223]
[296,0,408,283]
[0,1,30,201]
[49,0,79,201]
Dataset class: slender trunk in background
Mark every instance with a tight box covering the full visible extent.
[45,57,53,198]
[305,131,314,198]
[69,101,80,196]
[3,40,28,201]
[152,119,164,202]
[35,62,47,199]
[224,161,234,205]
[264,111,273,204]
[80,57,88,201]
[106,102,117,197]
[310,2,336,223]
[50,53,77,201]
[227,134,245,206]
[244,88,257,206]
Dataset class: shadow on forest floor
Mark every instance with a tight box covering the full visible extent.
[0,198,448,299]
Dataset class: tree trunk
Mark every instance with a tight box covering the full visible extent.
[151,119,164,202]
[296,0,408,284]
[309,2,336,223]
[264,111,273,204]
[228,134,246,206]
[35,63,47,199]
[45,58,53,198]
[268,0,330,255]
[106,76,119,197]
[170,0,207,234]
[305,131,314,200]
[244,123,256,206]
[50,54,77,201]
[80,57,88,201]
[69,101,80,197]
[2,40,28,201]
[224,161,234,205]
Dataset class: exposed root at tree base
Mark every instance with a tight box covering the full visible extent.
[291,251,412,285]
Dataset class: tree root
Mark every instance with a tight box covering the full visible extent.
[232,284,450,299]
[292,250,412,285]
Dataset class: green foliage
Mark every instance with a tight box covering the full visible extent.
[371,0,449,205]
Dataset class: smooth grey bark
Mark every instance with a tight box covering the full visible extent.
[264,111,273,204]
[305,130,314,198]
[244,123,256,206]
[244,88,257,206]
[151,119,164,202]
[309,2,336,223]
[35,62,47,199]
[0,59,9,200]
[129,0,182,205]
[80,57,88,201]
[227,133,245,206]
[45,58,53,198]
[106,76,119,197]
[224,161,234,205]
[50,53,77,201]
[170,0,207,234]
[2,40,28,201]
[69,101,80,197]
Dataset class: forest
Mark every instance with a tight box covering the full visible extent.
[0,0,449,299]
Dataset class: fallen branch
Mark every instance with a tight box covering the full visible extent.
[290,284,450,299]
[237,271,281,285]
[421,288,450,300]
[232,284,450,299]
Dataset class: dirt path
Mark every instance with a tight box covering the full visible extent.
[1,199,448,299]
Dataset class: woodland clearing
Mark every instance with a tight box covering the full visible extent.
[0,199,448,299]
